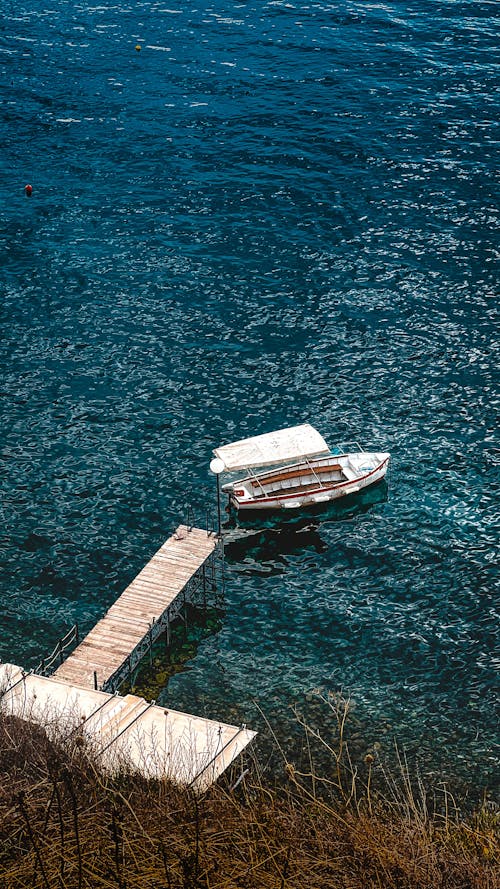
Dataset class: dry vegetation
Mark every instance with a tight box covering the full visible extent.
[0,694,497,889]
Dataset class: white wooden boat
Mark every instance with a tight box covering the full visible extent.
[212,424,390,512]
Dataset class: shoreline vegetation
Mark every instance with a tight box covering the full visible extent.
[0,694,497,888]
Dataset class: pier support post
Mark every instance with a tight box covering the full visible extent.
[181,592,188,640]
[165,615,171,662]
[209,457,225,539]
[202,563,207,610]
[149,623,154,667]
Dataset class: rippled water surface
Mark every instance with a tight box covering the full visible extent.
[1,1,498,790]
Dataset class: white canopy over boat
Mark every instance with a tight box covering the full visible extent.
[213,423,330,472]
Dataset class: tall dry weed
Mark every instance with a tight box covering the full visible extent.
[0,701,497,889]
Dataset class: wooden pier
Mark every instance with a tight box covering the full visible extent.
[54,524,221,693]
[0,524,256,789]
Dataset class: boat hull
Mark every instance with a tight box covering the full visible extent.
[227,454,390,512]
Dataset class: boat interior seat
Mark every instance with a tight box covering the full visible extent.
[342,465,358,481]
[251,463,343,488]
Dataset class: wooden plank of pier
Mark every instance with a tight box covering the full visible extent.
[54,525,218,691]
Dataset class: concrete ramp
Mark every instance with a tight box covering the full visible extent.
[0,664,256,792]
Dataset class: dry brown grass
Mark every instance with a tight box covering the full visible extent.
[0,700,497,889]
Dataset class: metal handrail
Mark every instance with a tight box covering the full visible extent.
[188,724,247,788]
[184,504,217,538]
[66,691,120,738]
[35,623,79,676]
[206,509,217,537]
[96,699,156,755]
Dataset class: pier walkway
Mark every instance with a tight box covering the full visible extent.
[53,524,220,693]
[0,524,256,789]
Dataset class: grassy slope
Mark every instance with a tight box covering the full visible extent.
[0,709,498,889]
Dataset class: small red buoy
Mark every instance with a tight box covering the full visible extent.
[24,184,33,197]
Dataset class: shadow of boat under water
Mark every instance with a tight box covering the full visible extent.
[223,479,389,569]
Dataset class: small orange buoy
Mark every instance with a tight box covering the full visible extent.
[135,44,141,52]
[24,184,33,197]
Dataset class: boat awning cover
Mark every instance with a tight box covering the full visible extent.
[213,424,330,472]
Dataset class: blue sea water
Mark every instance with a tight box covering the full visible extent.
[0,1,498,792]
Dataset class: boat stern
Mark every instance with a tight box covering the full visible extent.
[221,480,254,510]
